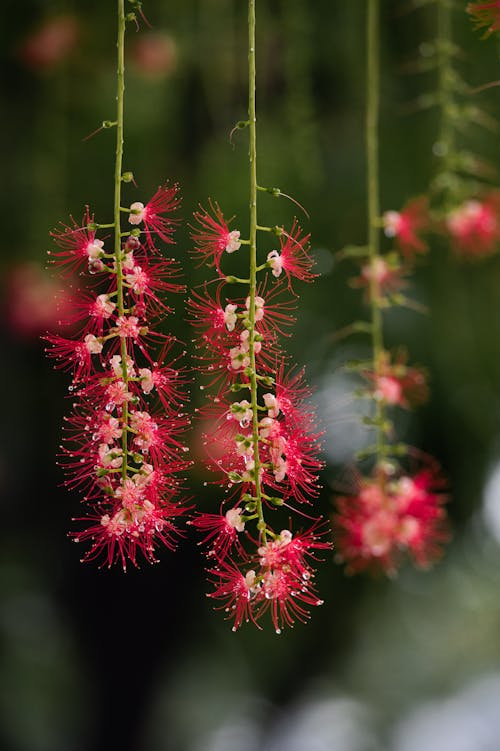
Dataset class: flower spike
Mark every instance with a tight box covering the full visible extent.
[190,0,330,633]
[44,0,190,569]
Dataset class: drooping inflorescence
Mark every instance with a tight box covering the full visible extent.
[44,0,190,570]
[189,0,330,633]
[381,1,500,263]
[333,0,449,576]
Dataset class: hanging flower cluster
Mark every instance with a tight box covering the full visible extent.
[333,0,449,576]
[45,186,190,569]
[189,202,329,632]
[187,0,329,630]
[335,464,448,576]
[44,1,190,570]
[389,2,500,262]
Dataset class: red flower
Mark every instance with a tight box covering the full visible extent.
[267,220,316,289]
[383,197,429,259]
[350,253,407,302]
[446,195,500,259]
[334,464,449,575]
[191,200,242,275]
[19,14,80,72]
[191,508,246,560]
[5,262,73,338]
[467,1,500,36]
[49,208,104,277]
[131,32,177,79]
[46,192,189,569]
[207,562,259,631]
[128,184,180,250]
[364,351,428,409]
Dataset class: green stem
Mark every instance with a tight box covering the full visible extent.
[366,0,385,465]
[114,0,129,483]
[247,0,266,541]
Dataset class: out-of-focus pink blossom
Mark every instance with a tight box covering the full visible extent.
[364,351,428,409]
[131,32,178,78]
[383,197,429,259]
[4,262,72,338]
[335,464,449,575]
[19,15,80,72]
[446,195,500,259]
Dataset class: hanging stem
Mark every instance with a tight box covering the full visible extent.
[366,0,386,465]
[114,0,129,482]
[247,0,265,540]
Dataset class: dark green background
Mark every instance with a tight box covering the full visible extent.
[2,2,500,750]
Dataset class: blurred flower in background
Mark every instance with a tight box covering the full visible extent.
[17,14,80,73]
[4,262,73,339]
[131,32,178,79]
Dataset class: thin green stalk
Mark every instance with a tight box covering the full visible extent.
[247,0,266,541]
[114,0,129,482]
[366,0,385,464]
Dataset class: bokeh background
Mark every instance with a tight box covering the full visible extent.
[3,1,500,750]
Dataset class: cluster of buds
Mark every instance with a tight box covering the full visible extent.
[188,201,330,632]
[45,185,190,569]
[335,463,448,575]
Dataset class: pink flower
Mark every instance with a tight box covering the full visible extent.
[191,200,242,274]
[350,254,407,301]
[131,32,177,78]
[191,188,327,631]
[47,187,190,569]
[446,195,500,259]
[207,563,259,631]
[128,184,180,249]
[467,1,500,35]
[334,464,449,575]
[383,197,429,259]
[206,525,330,632]
[115,315,141,339]
[267,220,316,289]
[44,333,100,380]
[191,508,245,560]
[18,15,80,72]
[364,352,428,409]
[49,208,104,277]
[5,262,73,338]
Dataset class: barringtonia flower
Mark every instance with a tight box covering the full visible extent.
[191,202,328,629]
[207,525,330,633]
[5,262,73,338]
[446,194,500,259]
[18,14,80,72]
[383,197,429,259]
[48,208,104,277]
[350,253,407,302]
[267,220,316,289]
[191,200,241,275]
[128,183,180,249]
[364,351,428,409]
[46,201,190,569]
[334,464,449,575]
[467,1,500,36]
